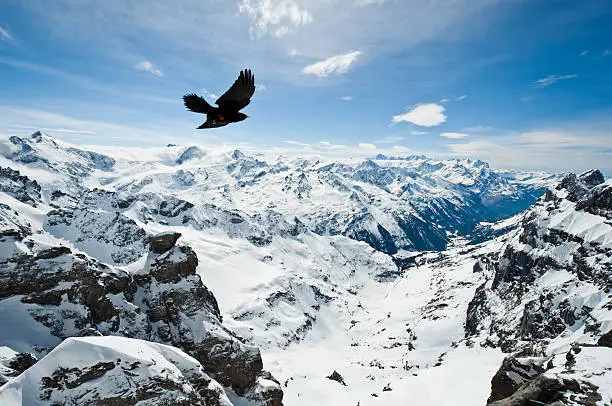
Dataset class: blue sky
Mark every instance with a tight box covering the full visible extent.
[1,0,611,172]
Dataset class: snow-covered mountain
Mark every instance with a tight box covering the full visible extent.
[0,131,609,405]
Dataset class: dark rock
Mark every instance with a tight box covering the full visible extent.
[150,246,198,283]
[0,167,42,206]
[579,169,605,188]
[327,370,347,386]
[488,356,546,403]
[576,184,612,219]
[8,353,37,374]
[35,246,72,260]
[465,283,489,337]
[597,329,612,348]
[149,231,182,254]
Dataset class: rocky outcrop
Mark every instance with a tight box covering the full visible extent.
[326,370,347,386]
[465,170,612,354]
[0,232,282,404]
[488,347,609,406]
[0,167,41,206]
[149,231,182,254]
[44,208,149,265]
[598,329,612,348]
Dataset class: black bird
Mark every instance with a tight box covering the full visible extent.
[183,69,255,129]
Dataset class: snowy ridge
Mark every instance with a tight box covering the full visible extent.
[0,336,233,405]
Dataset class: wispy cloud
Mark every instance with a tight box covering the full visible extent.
[456,95,467,101]
[392,103,447,127]
[239,0,313,38]
[377,135,404,144]
[303,51,361,77]
[341,96,353,101]
[521,95,534,103]
[0,57,174,104]
[411,130,429,135]
[134,60,163,77]
[358,142,377,150]
[446,125,612,172]
[440,132,470,139]
[439,98,451,103]
[15,0,514,86]
[0,105,195,147]
[604,50,611,57]
[463,125,493,133]
[535,74,577,88]
[580,50,588,57]
[201,89,219,102]
[0,26,12,42]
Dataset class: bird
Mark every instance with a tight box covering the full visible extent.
[183,69,255,129]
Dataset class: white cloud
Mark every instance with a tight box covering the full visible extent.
[16,0,516,87]
[356,0,386,5]
[439,98,451,103]
[604,50,611,57]
[392,103,446,127]
[303,51,361,77]
[535,74,577,87]
[0,26,12,42]
[440,132,469,139]
[463,125,493,133]
[0,106,195,147]
[410,130,429,135]
[358,142,377,150]
[456,95,467,101]
[257,84,267,91]
[446,128,612,172]
[377,135,404,144]
[319,141,331,146]
[134,60,163,77]
[580,50,588,57]
[201,89,219,101]
[239,0,313,38]
[521,95,534,103]
[341,96,353,101]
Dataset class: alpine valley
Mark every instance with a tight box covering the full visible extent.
[0,131,610,405]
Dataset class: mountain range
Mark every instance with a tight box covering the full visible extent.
[0,131,609,405]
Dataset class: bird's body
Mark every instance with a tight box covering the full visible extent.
[183,69,255,129]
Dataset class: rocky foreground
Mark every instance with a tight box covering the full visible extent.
[0,231,282,405]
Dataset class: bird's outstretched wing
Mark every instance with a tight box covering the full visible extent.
[183,94,214,114]
[215,69,255,111]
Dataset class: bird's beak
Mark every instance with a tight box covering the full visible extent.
[246,115,251,118]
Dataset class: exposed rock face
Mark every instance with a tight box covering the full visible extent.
[0,232,282,404]
[488,348,608,406]
[598,330,612,348]
[466,170,612,354]
[459,170,612,404]
[326,370,347,386]
[0,167,42,206]
[44,208,149,265]
[0,352,37,385]
[149,231,182,254]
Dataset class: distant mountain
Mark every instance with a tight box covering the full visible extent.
[1,132,555,257]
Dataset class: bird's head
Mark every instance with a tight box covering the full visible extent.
[236,112,250,122]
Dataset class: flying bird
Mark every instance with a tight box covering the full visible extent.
[183,69,255,129]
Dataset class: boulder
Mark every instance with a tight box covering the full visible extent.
[149,231,183,254]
